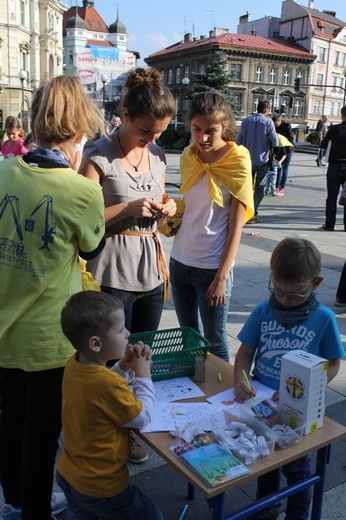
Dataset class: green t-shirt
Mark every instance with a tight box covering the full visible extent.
[0,157,105,370]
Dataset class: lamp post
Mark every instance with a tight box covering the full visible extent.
[19,70,27,130]
[100,73,108,111]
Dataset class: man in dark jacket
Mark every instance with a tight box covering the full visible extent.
[320,106,346,231]
[272,114,294,195]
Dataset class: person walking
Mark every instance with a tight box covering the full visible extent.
[272,114,295,195]
[316,115,328,167]
[0,76,106,520]
[79,67,176,463]
[236,100,278,223]
[170,91,254,362]
[320,106,346,231]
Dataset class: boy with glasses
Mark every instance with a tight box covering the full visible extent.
[234,237,344,520]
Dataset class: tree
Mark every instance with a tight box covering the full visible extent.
[189,51,241,118]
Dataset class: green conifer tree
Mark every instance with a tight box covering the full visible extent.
[189,51,240,118]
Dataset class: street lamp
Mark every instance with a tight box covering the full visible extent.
[19,70,27,130]
[100,73,108,110]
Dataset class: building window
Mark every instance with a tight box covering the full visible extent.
[313,100,321,114]
[255,66,262,83]
[184,66,189,79]
[232,92,243,113]
[89,20,95,27]
[253,96,262,112]
[335,51,340,65]
[69,50,74,65]
[199,63,206,74]
[269,67,276,84]
[330,102,335,115]
[176,68,181,83]
[332,76,338,91]
[293,99,302,116]
[337,102,342,113]
[230,63,242,81]
[20,0,25,25]
[283,69,290,86]
[318,47,326,62]
[161,70,165,83]
[168,69,172,85]
[316,73,324,87]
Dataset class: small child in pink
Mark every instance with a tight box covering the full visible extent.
[1,116,28,158]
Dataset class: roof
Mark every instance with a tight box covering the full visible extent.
[87,39,113,47]
[148,32,315,60]
[109,17,127,34]
[63,6,108,34]
[304,7,346,39]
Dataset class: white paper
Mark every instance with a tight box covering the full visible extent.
[141,402,219,433]
[153,376,205,402]
[207,380,275,410]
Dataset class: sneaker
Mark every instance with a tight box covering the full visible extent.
[335,298,346,307]
[51,492,67,515]
[276,188,284,196]
[128,430,148,463]
[247,216,262,224]
[1,504,21,520]
[247,504,280,519]
[2,494,66,520]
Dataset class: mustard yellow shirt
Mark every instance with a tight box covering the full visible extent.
[57,355,143,497]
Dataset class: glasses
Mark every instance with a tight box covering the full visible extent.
[268,275,315,300]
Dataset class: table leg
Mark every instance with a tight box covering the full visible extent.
[206,493,226,520]
[311,445,330,519]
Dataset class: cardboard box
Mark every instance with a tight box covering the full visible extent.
[279,351,328,435]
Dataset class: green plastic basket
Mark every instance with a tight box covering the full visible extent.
[128,327,210,381]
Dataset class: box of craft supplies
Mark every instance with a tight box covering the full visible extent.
[279,351,328,435]
[210,409,275,465]
[256,410,305,449]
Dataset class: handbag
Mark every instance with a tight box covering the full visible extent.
[339,181,346,206]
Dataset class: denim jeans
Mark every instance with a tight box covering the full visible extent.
[56,472,164,520]
[256,455,312,520]
[170,258,231,361]
[325,163,346,229]
[278,149,293,189]
[336,261,346,300]
[252,162,269,214]
[0,367,64,520]
[101,284,164,333]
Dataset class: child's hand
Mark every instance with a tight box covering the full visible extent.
[128,354,151,379]
[128,341,152,361]
[234,380,257,401]
[272,389,280,402]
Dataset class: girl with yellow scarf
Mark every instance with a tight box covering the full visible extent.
[170,91,254,361]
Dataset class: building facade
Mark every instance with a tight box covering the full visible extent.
[145,28,314,132]
[0,0,66,131]
[63,1,138,109]
[237,0,346,129]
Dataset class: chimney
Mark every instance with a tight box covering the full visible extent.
[184,33,192,43]
[323,10,336,17]
[308,0,314,8]
[251,29,257,36]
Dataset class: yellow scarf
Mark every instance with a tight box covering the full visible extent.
[179,141,254,224]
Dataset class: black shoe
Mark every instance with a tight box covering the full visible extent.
[247,216,262,224]
[320,225,334,231]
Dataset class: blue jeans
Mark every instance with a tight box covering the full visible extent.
[277,149,293,189]
[56,472,164,520]
[252,162,269,214]
[325,163,346,230]
[170,258,231,361]
[256,455,312,520]
[101,284,164,333]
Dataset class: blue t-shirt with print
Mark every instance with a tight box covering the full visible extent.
[238,301,345,390]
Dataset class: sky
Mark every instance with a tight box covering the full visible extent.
[72,1,346,66]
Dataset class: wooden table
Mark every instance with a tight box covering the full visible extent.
[140,354,346,520]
